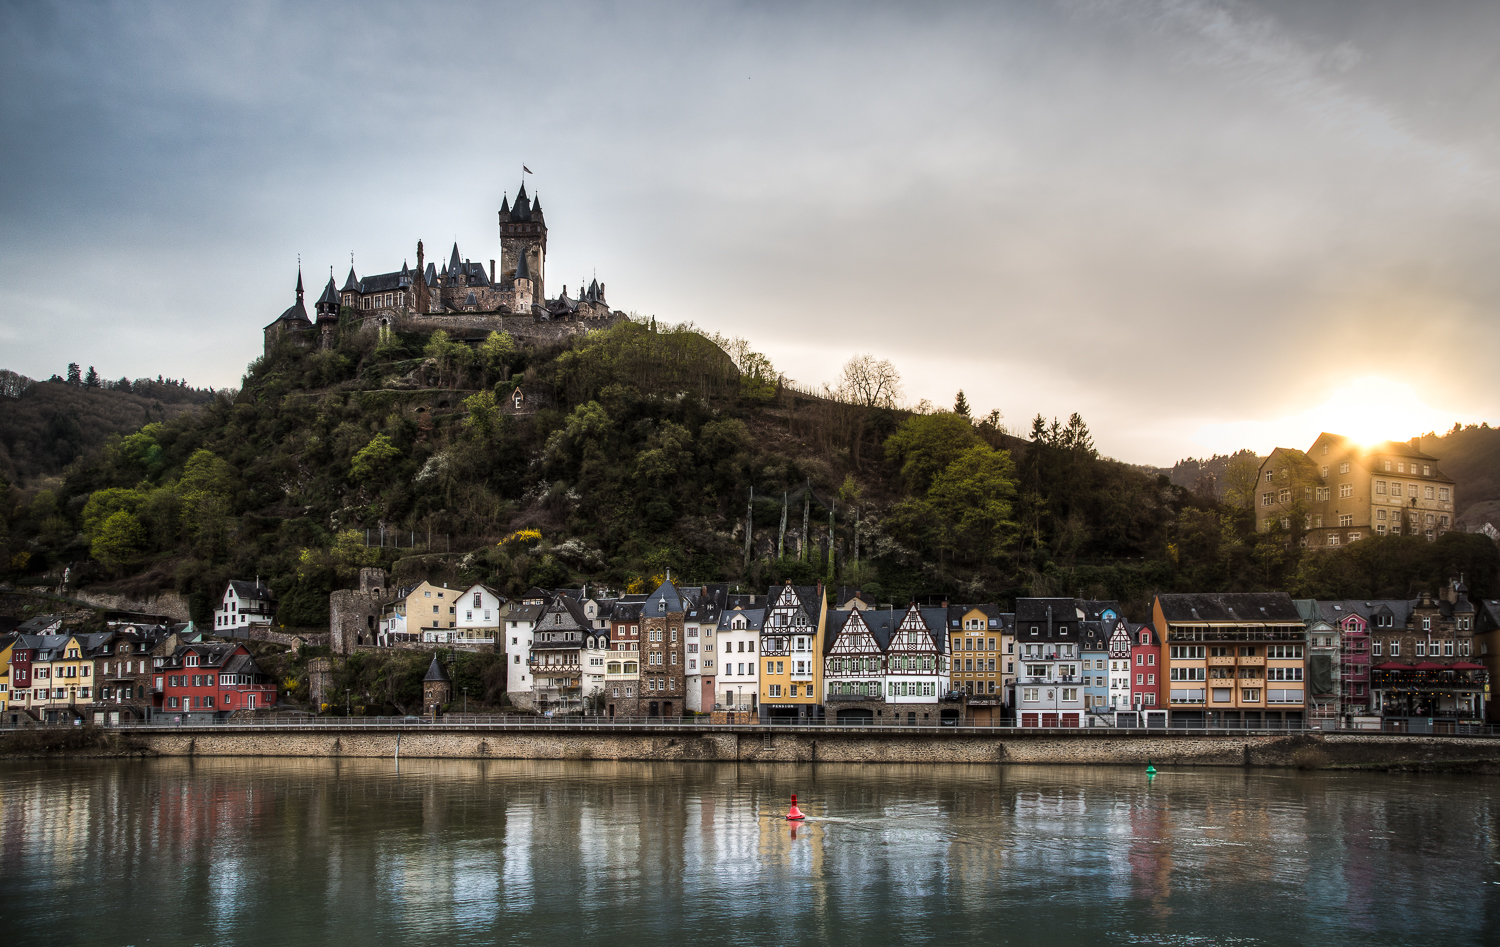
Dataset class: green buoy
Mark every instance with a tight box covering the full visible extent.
[1146,759,1157,775]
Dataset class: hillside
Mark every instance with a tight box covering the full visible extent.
[0,371,217,486]
[0,321,1493,624]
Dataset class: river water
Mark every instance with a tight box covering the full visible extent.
[2,758,1497,946]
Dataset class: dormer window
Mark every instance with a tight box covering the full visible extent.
[186,655,199,667]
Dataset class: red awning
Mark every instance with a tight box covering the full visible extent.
[1450,662,1487,670]
[1414,662,1447,670]
[1372,662,1409,670]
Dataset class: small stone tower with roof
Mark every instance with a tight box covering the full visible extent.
[423,653,451,714]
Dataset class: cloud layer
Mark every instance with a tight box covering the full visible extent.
[3,0,1497,464]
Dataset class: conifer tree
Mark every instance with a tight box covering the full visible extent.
[954,389,971,419]
[66,363,81,386]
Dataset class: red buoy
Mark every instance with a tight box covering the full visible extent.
[786,793,805,821]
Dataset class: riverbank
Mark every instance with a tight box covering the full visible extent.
[8,724,1500,770]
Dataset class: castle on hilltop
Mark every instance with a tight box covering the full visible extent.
[264,183,623,354]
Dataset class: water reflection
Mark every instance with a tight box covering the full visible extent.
[1,759,1497,946]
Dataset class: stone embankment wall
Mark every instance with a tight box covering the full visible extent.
[65,589,192,621]
[125,727,1500,768]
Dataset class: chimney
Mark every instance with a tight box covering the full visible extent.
[490,259,496,283]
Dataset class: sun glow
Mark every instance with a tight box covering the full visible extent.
[1192,376,1460,456]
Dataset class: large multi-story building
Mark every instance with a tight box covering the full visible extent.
[1153,593,1307,727]
[1130,624,1163,722]
[946,604,1006,722]
[1014,598,1087,728]
[1256,433,1457,549]
[529,594,591,712]
[1366,582,1484,730]
[637,581,688,717]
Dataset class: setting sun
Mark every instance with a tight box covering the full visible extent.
[1193,376,1464,456]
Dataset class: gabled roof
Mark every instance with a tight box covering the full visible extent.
[1014,598,1078,623]
[717,607,765,631]
[227,579,275,604]
[645,580,685,615]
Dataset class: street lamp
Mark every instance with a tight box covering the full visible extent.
[463,686,468,714]
[345,689,350,716]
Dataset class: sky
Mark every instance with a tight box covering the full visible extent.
[3,0,1499,466]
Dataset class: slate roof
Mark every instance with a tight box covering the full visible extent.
[1154,593,1302,624]
[17,616,64,634]
[612,601,644,623]
[227,580,275,607]
[423,654,450,682]
[644,580,685,615]
[1014,598,1079,623]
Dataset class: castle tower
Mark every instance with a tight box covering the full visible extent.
[499,182,546,303]
[314,270,340,350]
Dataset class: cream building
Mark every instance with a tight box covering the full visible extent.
[1256,433,1456,549]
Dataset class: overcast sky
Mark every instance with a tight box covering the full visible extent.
[3,0,1498,465]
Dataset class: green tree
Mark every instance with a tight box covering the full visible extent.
[926,445,1019,563]
[425,330,473,388]
[351,434,402,482]
[884,412,980,493]
[953,389,971,419]
[478,330,517,377]
[92,509,146,574]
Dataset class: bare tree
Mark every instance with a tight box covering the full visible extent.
[835,354,903,409]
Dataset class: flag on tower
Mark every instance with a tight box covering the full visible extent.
[523,165,532,174]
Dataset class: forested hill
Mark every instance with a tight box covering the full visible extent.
[0,320,1493,626]
[0,370,218,485]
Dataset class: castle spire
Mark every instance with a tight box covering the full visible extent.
[296,266,304,301]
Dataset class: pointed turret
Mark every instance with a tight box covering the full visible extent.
[315,274,339,320]
[512,182,531,220]
[296,267,304,301]
[425,262,437,286]
[271,268,311,327]
[449,242,462,272]
[340,266,359,293]
[424,654,450,683]
[532,194,542,215]
[515,249,530,281]
[398,260,411,288]
[500,194,510,215]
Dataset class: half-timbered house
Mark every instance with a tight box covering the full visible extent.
[760,582,826,721]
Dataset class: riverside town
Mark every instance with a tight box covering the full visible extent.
[2,182,1499,740]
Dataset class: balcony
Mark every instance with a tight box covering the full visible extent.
[1238,656,1265,666]
[1208,656,1235,666]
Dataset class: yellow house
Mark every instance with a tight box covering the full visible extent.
[34,633,100,721]
[759,582,827,722]
[383,581,460,642]
[0,634,14,713]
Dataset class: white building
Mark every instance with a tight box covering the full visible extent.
[1014,597,1087,728]
[582,628,610,711]
[213,580,276,636]
[500,601,544,706]
[1107,620,1134,717]
[716,606,764,713]
[453,584,505,647]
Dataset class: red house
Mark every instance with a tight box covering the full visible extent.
[156,643,277,717]
[1130,623,1164,723]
